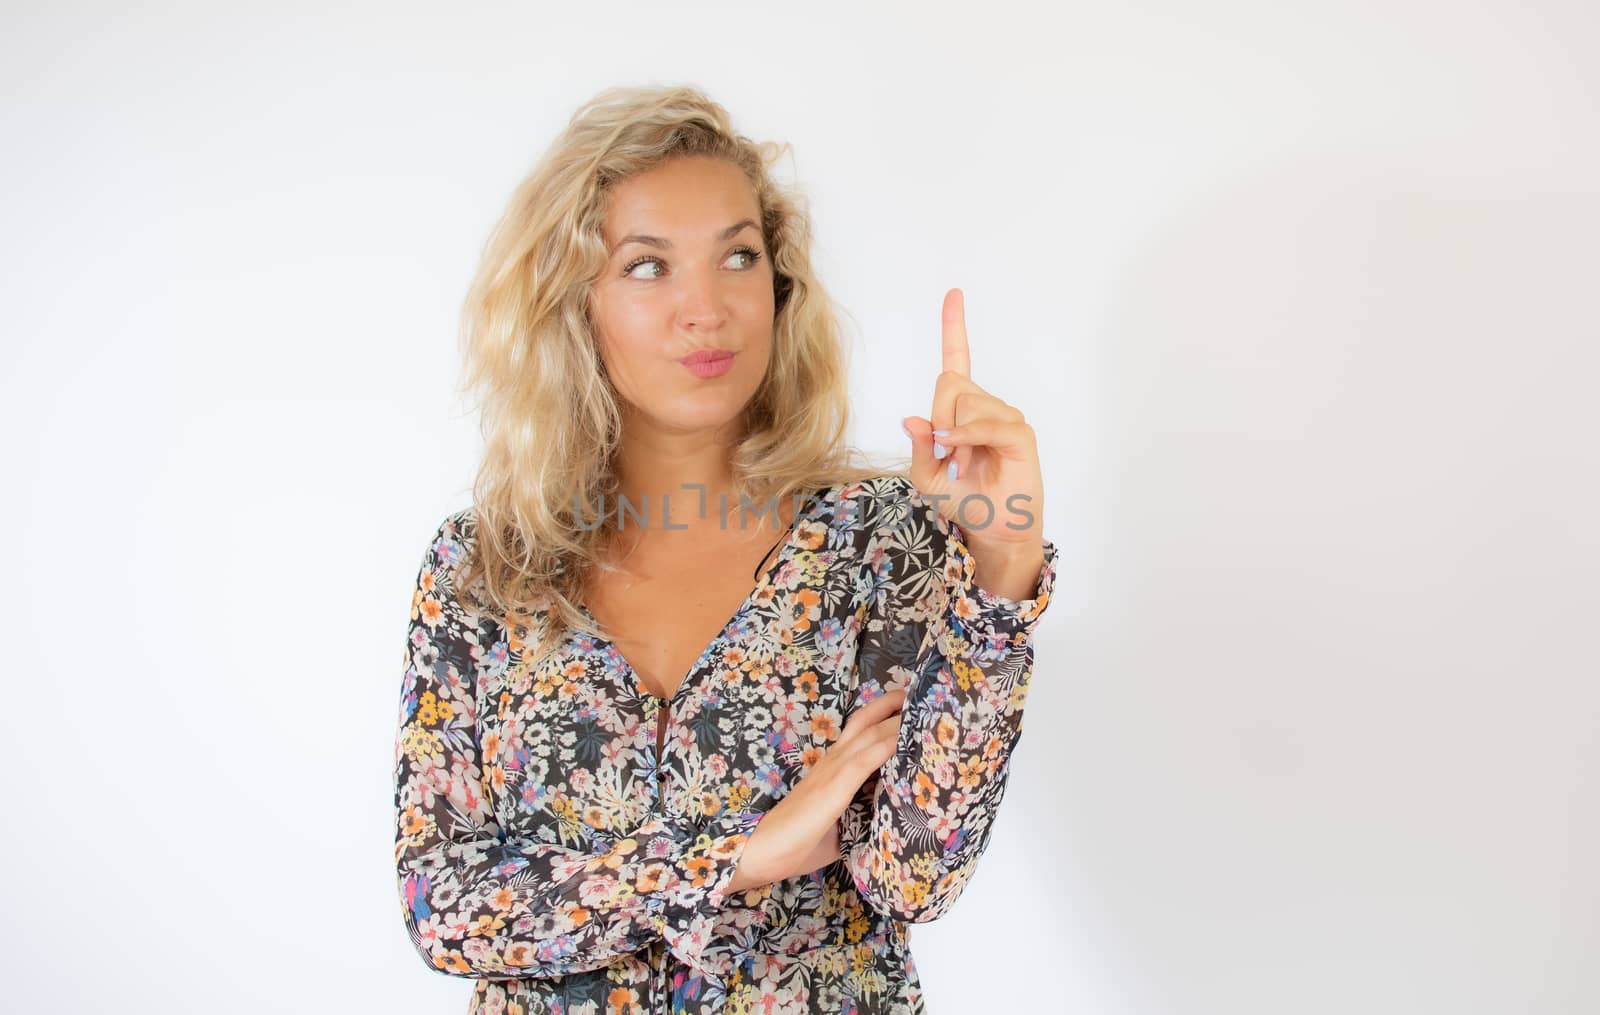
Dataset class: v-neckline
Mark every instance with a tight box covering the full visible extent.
[578,485,830,706]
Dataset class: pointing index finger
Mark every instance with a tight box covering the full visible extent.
[942,287,971,379]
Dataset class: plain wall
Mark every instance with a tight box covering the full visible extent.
[1,1,1595,1012]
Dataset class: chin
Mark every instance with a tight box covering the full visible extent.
[645,392,753,432]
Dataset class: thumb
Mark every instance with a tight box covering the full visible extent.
[901,415,937,489]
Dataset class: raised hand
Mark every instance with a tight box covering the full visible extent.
[901,288,1046,598]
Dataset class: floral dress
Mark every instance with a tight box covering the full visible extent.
[393,475,1058,1014]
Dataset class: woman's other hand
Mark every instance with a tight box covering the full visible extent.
[725,688,907,892]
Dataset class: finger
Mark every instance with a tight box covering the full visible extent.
[942,288,970,379]
[930,371,979,463]
[811,711,902,809]
[872,711,904,763]
[933,390,1022,425]
[853,687,907,726]
[952,391,974,482]
[940,388,987,481]
[927,418,1038,461]
[840,710,902,770]
[952,441,971,484]
[901,415,939,490]
[837,687,907,745]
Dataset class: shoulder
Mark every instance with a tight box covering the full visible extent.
[839,474,947,536]
[413,507,486,612]
[830,473,912,512]
[421,507,479,571]
[819,474,954,561]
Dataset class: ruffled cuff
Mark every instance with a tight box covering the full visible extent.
[944,527,1058,651]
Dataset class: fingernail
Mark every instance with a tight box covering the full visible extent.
[901,421,913,440]
[947,459,959,481]
[932,429,952,438]
[933,442,947,459]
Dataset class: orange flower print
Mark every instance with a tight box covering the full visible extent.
[583,836,639,874]
[809,707,841,742]
[634,860,675,894]
[467,912,506,938]
[433,950,470,974]
[956,753,987,790]
[681,854,715,888]
[418,595,444,628]
[794,518,827,550]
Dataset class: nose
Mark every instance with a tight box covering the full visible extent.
[675,268,727,330]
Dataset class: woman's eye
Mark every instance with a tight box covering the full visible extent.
[621,248,762,280]
[622,258,663,280]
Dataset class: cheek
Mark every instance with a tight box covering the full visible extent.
[597,291,659,340]
[593,298,662,379]
[732,283,777,341]
[742,272,778,316]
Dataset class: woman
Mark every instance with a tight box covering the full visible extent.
[393,84,1058,1015]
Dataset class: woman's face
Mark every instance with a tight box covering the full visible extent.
[588,155,775,437]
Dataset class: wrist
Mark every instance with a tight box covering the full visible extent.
[966,537,1046,602]
[727,839,769,894]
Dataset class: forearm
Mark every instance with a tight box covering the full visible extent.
[847,519,1057,921]
[723,857,764,896]
[723,819,838,894]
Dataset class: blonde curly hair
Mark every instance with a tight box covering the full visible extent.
[452,82,906,671]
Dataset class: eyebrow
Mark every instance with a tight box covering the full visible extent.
[613,218,759,253]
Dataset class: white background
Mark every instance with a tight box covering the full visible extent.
[3,1,1597,1012]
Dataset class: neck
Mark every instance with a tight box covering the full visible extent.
[611,414,743,532]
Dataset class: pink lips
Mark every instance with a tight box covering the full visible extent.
[680,349,735,379]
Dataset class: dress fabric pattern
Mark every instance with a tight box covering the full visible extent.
[393,475,1058,1014]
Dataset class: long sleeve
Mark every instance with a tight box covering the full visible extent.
[392,514,767,979]
[843,477,1057,923]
